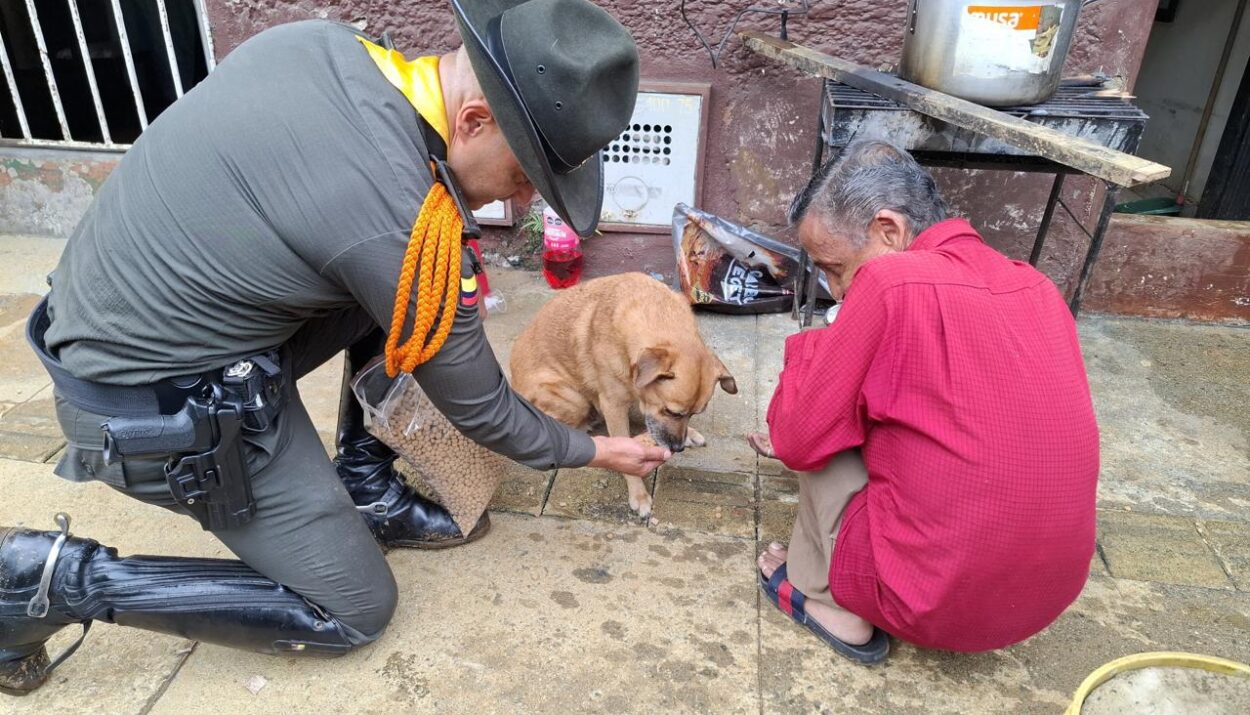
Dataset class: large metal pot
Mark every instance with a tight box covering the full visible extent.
[900,0,1084,106]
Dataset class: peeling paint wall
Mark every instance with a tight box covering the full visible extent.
[1084,215,1250,323]
[0,150,118,237]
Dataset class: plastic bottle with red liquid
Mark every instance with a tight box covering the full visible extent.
[540,206,584,289]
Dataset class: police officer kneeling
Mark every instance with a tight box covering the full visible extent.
[1,0,669,696]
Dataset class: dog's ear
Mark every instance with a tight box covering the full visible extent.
[711,354,738,395]
[633,346,675,390]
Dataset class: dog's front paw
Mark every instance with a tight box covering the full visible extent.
[685,427,706,448]
[629,490,653,520]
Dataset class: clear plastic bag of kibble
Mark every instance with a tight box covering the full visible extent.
[350,356,426,440]
[350,355,507,532]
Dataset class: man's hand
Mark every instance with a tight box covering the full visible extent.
[746,431,777,459]
[589,435,671,476]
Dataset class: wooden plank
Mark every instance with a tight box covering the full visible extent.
[742,31,1171,188]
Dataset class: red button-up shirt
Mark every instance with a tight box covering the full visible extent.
[767,218,1099,652]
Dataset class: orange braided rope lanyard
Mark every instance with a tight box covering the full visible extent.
[384,182,463,377]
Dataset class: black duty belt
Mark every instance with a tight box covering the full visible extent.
[27,295,284,532]
[26,296,284,424]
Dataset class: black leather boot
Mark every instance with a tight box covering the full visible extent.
[335,332,490,549]
[1,515,355,696]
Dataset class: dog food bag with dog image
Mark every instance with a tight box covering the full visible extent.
[351,356,507,534]
[672,203,832,314]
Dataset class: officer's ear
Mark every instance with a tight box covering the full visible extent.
[455,100,495,140]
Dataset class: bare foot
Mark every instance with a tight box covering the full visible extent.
[757,543,874,646]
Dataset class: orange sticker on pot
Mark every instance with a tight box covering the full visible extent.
[966,5,1043,30]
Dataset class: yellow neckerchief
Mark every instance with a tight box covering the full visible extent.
[357,37,461,376]
[357,37,450,145]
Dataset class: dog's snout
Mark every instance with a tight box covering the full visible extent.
[645,415,688,454]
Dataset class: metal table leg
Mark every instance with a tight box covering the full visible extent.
[792,248,809,320]
[802,262,819,327]
[793,97,827,325]
[1068,181,1120,316]
[810,101,827,178]
[1030,173,1066,266]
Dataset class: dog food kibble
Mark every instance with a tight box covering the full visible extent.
[359,365,506,534]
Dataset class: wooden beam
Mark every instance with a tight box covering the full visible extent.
[742,31,1171,188]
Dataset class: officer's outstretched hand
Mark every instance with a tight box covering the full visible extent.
[590,436,671,477]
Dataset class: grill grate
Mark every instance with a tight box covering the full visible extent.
[823,80,1148,122]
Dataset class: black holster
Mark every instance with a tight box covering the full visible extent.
[98,355,286,532]
[26,294,289,533]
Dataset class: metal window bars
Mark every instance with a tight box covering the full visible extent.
[0,0,214,151]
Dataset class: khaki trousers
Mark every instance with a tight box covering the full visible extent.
[784,449,869,609]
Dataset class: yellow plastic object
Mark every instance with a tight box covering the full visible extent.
[1066,652,1250,715]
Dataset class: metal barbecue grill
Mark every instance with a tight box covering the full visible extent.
[823,82,1148,160]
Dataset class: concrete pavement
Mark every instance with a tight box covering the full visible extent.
[0,236,1246,714]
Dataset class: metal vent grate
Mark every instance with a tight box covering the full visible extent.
[600,83,709,231]
[606,122,675,167]
[0,0,214,151]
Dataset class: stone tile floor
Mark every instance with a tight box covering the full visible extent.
[0,235,1247,714]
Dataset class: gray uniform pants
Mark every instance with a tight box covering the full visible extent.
[52,308,397,644]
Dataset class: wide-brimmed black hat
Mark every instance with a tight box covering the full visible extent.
[450,0,640,236]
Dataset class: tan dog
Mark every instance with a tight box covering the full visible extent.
[510,272,738,518]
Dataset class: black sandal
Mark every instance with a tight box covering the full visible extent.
[760,563,890,665]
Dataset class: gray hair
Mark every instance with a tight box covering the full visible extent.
[789,141,950,246]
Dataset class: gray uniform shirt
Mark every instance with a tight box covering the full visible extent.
[43,20,594,470]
